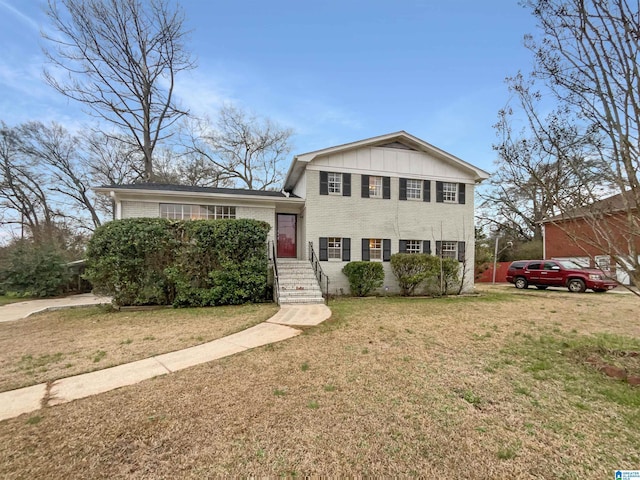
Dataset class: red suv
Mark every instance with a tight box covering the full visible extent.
[506,259,618,293]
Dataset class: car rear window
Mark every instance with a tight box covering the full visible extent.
[509,261,528,270]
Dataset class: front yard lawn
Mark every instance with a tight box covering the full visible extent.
[0,286,639,478]
[0,303,278,392]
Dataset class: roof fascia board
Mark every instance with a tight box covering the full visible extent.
[94,187,304,205]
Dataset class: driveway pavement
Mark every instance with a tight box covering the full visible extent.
[0,302,331,421]
[0,293,112,323]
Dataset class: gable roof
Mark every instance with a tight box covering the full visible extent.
[283,131,490,191]
[95,183,301,199]
[541,190,639,223]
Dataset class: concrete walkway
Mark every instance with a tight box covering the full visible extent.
[0,302,331,422]
[0,293,112,323]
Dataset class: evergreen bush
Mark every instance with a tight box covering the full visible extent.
[1,242,69,297]
[85,218,270,307]
[390,253,439,295]
[342,261,384,296]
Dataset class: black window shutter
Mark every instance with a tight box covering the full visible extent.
[458,183,466,204]
[436,181,444,203]
[423,240,431,254]
[399,178,407,200]
[343,173,351,197]
[458,241,466,262]
[320,171,328,195]
[383,177,391,199]
[342,238,351,261]
[319,237,328,261]
[361,175,370,198]
[423,180,431,202]
[383,239,391,261]
[361,238,370,261]
[436,241,442,256]
[399,239,407,253]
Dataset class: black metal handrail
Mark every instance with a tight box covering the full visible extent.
[308,241,329,304]
[269,240,279,304]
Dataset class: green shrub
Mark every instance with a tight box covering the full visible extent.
[390,253,439,295]
[168,219,270,307]
[85,218,178,306]
[342,261,384,296]
[1,242,69,297]
[424,257,461,296]
[85,218,270,307]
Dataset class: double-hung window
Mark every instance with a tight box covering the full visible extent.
[400,239,431,254]
[440,241,458,259]
[328,172,342,194]
[406,179,422,200]
[405,240,422,253]
[320,171,351,196]
[328,237,342,259]
[362,238,391,261]
[369,238,382,260]
[369,176,383,198]
[442,182,458,203]
[319,237,351,261]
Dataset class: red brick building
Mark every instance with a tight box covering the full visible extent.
[541,192,640,285]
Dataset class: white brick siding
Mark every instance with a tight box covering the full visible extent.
[236,205,276,244]
[304,170,476,294]
[121,200,160,218]
[119,200,277,244]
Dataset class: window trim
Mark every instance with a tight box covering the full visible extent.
[406,179,422,200]
[327,237,342,259]
[369,238,383,261]
[405,239,422,253]
[442,182,458,203]
[159,203,236,220]
[369,176,383,198]
[319,237,351,261]
[327,172,342,195]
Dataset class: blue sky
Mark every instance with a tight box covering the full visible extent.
[0,0,538,173]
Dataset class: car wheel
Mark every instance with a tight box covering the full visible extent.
[515,277,528,289]
[567,278,586,293]
[536,286,548,290]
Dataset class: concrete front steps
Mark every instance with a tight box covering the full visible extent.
[276,259,325,305]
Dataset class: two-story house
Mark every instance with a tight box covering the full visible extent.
[96,131,490,302]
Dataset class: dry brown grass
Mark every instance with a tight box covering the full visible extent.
[0,285,639,478]
[0,303,278,392]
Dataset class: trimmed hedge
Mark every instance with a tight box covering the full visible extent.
[342,261,384,296]
[168,220,270,307]
[85,218,270,307]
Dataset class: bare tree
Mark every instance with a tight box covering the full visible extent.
[43,0,195,181]
[83,132,144,186]
[481,86,602,242]
[0,123,59,242]
[492,0,640,290]
[153,146,226,187]
[19,122,103,229]
[182,105,293,190]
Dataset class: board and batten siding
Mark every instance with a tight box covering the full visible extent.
[307,145,477,183]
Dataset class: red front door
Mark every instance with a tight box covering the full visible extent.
[277,214,297,258]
